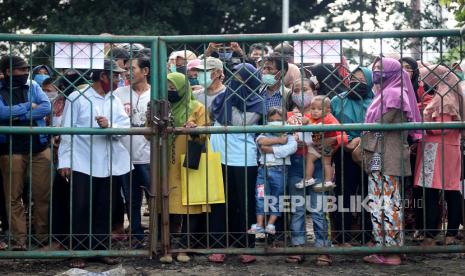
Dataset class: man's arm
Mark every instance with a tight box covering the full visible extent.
[22,84,51,120]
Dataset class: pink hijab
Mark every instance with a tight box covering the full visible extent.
[420,65,464,121]
[365,57,421,124]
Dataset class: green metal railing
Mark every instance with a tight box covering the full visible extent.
[0,29,464,259]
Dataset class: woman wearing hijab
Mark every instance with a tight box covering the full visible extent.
[362,57,421,265]
[160,72,209,263]
[330,67,374,247]
[400,57,433,111]
[414,65,464,247]
[308,64,346,98]
[208,63,265,264]
[32,65,54,86]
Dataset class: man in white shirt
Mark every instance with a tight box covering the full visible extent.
[58,60,130,268]
[191,57,226,115]
[113,55,151,246]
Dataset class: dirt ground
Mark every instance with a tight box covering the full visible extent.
[0,253,465,276]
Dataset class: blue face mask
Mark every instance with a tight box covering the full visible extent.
[34,74,50,86]
[197,71,213,88]
[188,77,199,86]
[262,74,278,86]
[170,64,177,73]
[218,51,233,60]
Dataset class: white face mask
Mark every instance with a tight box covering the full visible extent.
[46,91,59,101]
[267,120,285,136]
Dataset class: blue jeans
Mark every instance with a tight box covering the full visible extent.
[121,164,150,241]
[255,166,286,217]
[288,154,331,247]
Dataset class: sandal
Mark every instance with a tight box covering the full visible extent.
[239,254,256,264]
[363,254,401,266]
[11,244,26,251]
[0,241,7,250]
[95,257,119,265]
[285,255,304,263]
[247,224,264,235]
[316,254,332,266]
[445,236,459,246]
[68,258,86,269]
[160,254,173,264]
[208,253,226,263]
[176,254,191,263]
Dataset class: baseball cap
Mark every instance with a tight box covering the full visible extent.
[193,57,223,71]
[103,59,126,73]
[0,55,29,73]
[169,50,197,61]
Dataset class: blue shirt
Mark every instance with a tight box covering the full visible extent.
[0,80,51,145]
[261,86,283,113]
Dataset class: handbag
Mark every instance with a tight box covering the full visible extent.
[181,139,225,206]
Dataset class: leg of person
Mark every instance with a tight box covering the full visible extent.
[380,175,404,247]
[445,190,462,242]
[286,155,306,263]
[265,166,285,235]
[91,176,110,250]
[333,150,360,245]
[296,149,319,189]
[121,168,144,244]
[111,180,125,241]
[249,166,266,234]
[423,187,439,243]
[367,171,386,246]
[0,154,27,248]
[309,159,332,266]
[322,155,333,183]
[68,171,92,268]
[50,171,70,249]
[30,148,52,246]
[0,171,8,233]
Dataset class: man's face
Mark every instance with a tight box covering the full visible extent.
[129,59,147,85]
[6,67,29,77]
[262,60,279,78]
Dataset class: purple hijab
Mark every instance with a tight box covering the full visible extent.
[365,58,421,124]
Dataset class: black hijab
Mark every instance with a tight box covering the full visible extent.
[399,57,420,101]
[309,64,345,98]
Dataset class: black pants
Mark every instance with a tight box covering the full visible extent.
[423,187,462,238]
[208,165,257,248]
[333,148,372,244]
[70,171,125,250]
[50,171,70,247]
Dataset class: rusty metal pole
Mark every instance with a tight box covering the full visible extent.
[158,40,171,257]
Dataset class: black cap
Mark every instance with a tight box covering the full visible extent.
[0,55,29,73]
[103,59,125,73]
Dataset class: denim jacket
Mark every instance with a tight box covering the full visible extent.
[0,80,51,144]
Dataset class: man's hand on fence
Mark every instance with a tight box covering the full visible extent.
[95,116,109,128]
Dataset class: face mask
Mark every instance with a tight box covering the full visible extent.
[348,82,369,100]
[34,74,49,86]
[8,74,29,87]
[168,90,182,103]
[188,77,199,86]
[218,51,233,60]
[101,79,111,93]
[267,121,284,136]
[262,74,278,86]
[169,64,177,73]
[176,66,187,74]
[292,93,312,108]
[372,70,397,84]
[46,91,59,101]
[197,71,213,88]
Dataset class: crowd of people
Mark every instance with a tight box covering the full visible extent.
[0,40,464,268]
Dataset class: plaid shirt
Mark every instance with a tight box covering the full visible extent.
[260,86,283,112]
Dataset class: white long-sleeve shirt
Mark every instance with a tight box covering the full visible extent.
[58,87,132,177]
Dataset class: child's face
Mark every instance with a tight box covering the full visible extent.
[310,100,324,119]
[268,113,283,123]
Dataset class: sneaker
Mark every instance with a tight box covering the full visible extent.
[265,224,276,235]
[295,178,317,189]
[324,181,336,189]
[247,224,265,234]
